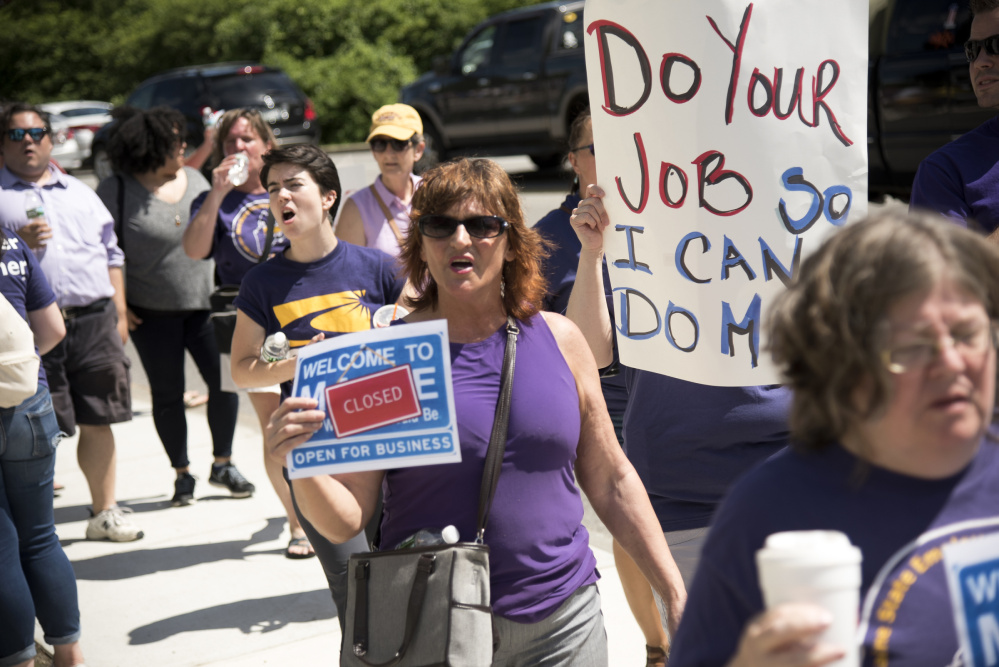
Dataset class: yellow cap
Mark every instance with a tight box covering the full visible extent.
[366,104,423,142]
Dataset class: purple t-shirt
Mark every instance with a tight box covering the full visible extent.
[379,314,599,623]
[1,231,56,387]
[910,116,999,234]
[189,189,290,285]
[670,442,999,667]
[624,369,789,531]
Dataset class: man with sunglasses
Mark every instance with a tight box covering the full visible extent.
[0,102,142,542]
[911,0,999,237]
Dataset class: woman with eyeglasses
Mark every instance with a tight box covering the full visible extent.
[663,208,999,667]
[230,143,404,628]
[334,104,425,257]
[535,109,670,667]
[266,158,686,664]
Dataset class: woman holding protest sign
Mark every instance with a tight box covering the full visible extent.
[265,157,686,664]
[229,144,404,624]
[667,208,999,666]
[566,185,790,594]
[535,109,670,666]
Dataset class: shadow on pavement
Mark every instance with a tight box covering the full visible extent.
[127,588,337,645]
[69,517,286,580]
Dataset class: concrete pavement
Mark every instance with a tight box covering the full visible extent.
[35,343,649,666]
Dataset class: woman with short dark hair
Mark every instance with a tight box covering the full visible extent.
[97,106,243,508]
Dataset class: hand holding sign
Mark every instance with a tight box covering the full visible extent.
[286,320,459,479]
[570,185,611,254]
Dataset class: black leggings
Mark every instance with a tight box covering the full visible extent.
[128,307,239,469]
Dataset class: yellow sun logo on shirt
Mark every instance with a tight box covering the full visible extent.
[272,291,372,346]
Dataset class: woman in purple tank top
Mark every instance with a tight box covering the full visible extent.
[266,158,687,665]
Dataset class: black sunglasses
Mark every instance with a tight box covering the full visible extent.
[417,214,508,239]
[370,137,413,153]
[571,143,594,156]
[965,34,999,62]
[7,128,49,142]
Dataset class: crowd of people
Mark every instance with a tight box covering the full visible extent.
[4,3,999,663]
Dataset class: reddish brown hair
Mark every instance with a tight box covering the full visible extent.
[399,158,549,319]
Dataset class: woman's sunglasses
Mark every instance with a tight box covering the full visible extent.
[571,143,594,156]
[417,214,508,239]
[965,34,999,62]
[370,138,413,153]
[7,128,49,142]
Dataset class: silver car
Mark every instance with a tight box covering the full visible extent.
[40,100,113,164]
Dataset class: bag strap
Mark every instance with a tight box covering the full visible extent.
[369,185,405,246]
[258,210,276,263]
[476,316,519,542]
[115,174,126,254]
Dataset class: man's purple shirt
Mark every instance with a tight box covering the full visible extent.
[0,165,123,308]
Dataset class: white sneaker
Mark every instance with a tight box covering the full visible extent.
[86,506,144,542]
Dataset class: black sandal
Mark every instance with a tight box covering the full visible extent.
[285,535,316,559]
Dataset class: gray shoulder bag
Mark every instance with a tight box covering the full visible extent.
[341,317,519,667]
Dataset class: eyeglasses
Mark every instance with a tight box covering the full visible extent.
[6,128,49,142]
[571,143,595,156]
[879,319,997,374]
[417,214,508,239]
[965,34,999,62]
[370,138,413,153]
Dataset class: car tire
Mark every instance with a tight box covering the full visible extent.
[93,147,113,182]
[415,121,444,174]
[530,153,564,171]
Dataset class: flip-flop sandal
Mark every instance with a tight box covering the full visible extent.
[285,535,316,559]
[183,391,209,409]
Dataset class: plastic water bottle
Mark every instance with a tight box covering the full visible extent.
[24,191,44,223]
[228,152,249,186]
[260,332,290,362]
[395,525,460,550]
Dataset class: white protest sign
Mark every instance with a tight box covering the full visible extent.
[287,320,460,479]
[944,533,999,667]
[584,0,868,386]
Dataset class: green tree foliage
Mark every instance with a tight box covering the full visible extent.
[0,0,537,143]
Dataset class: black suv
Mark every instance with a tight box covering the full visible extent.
[400,1,588,169]
[92,62,320,180]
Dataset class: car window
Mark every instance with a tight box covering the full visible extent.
[149,77,202,115]
[460,25,497,75]
[886,0,967,54]
[58,107,110,118]
[496,16,546,67]
[127,82,156,110]
[209,72,301,106]
[558,10,584,51]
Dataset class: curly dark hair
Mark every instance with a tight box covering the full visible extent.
[767,206,999,451]
[106,106,186,175]
[261,144,343,223]
[399,158,550,319]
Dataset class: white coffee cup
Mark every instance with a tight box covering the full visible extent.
[372,304,409,328]
[756,530,862,667]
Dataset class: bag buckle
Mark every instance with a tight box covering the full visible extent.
[353,643,367,657]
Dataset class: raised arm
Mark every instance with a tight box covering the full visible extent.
[543,311,686,636]
[565,185,614,367]
[264,396,384,542]
[183,155,239,259]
